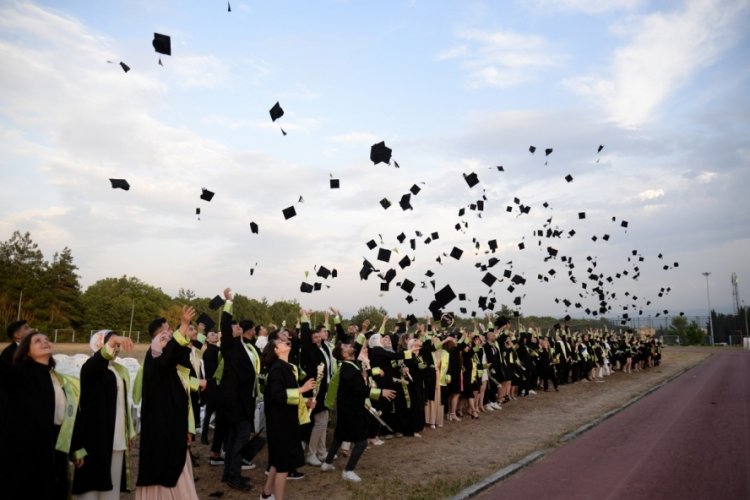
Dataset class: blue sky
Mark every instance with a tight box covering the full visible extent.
[1,0,749,319]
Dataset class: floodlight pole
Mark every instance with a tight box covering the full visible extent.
[702,272,714,345]
[128,299,135,338]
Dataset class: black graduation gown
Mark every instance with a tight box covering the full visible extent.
[71,350,129,494]
[404,356,427,433]
[0,359,65,500]
[333,361,371,443]
[201,343,220,406]
[264,359,304,473]
[0,342,17,474]
[136,338,190,488]
[219,310,256,426]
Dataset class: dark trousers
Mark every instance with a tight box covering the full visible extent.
[224,418,252,482]
[325,438,367,471]
[211,411,228,454]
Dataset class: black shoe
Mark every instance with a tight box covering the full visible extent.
[227,478,252,491]
[287,470,305,480]
[208,456,225,466]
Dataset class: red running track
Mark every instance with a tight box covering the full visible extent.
[477,351,750,500]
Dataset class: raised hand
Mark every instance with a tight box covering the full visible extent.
[382,389,396,401]
[223,287,233,301]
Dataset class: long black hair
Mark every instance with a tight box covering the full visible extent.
[13,330,56,368]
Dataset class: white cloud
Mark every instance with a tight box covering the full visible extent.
[170,54,231,89]
[638,189,665,201]
[532,0,644,15]
[565,0,749,128]
[696,171,718,183]
[439,28,562,88]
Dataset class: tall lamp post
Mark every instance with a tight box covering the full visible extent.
[702,272,714,345]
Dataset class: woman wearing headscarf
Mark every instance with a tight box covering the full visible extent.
[71,331,136,500]
[259,335,316,500]
[0,330,80,500]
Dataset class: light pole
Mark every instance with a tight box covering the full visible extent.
[702,272,714,345]
[742,300,749,348]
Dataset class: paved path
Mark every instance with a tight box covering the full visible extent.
[477,351,750,500]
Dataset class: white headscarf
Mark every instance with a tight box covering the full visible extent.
[89,329,113,353]
[368,333,382,349]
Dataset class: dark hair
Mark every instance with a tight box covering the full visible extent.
[6,320,27,340]
[254,324,264,335]
[13,330,55,368]
[148,317,167,338]
[239,319,254,333]
[261,338,281,368]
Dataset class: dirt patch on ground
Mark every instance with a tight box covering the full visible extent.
[8,343,710,499]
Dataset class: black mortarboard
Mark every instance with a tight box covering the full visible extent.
[621,220,629,228]
[410,184,421,195]
[377,248,392,262]
[330,178,340,189]
[270,102,284,122]
[458,293,466,301]
[110,178,130,191]
[360,259,376,280]
[399,193,413,211]
[513,296,522,306]
[208,295,225,310]
[200,188,215,202]
[450,247,463,260]
[406,314,418,325]
[317,266,332,279]
[565,174,573,183]
[314,282,322,291]
[578,212,586,219]
[431,232,439,240]
[496,165,505,171]
[195,208,200,215]
[425,270,434,278]
[488,239,498,251]
[197,313,215,331]
[370,141,392,165]
[398,255,411,269]
[511,274,526,285]
[119,62,130,73]
[464,172,479,188]
[477,200,484,211]
[380,268,395,283]
[543,202,549,208]
[545,148,553,156]
[396,232,406,243]
[282,206,296,220]
[401,279,415,294]
[380,198,391,209]
[564,314,571,322]
[249,221,259,234]
[518,242,525,250]
[300,282,313,293]
[380,282,389,292]
[597,145,604,153]
[482,273,497,287]
[366,239,377,250]
[529,145,536,154]
[410,238,416,250]
[435,285,456,308]
[152,33,171,56]
[458,208,466,217]
[603,234,610,241]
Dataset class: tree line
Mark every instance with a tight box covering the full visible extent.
[2,230,620,342]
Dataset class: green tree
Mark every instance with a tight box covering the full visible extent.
[37,248,84,331]
[0,230,47,331]
[684,321,705,345]
[81,276,172,340]
[669,316,688,344]
[349,306,388,331]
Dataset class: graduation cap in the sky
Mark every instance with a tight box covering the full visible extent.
[370,141,392,165]
[228,1,232,12]
[109,178,130,191]
[152,33,171,56]
[119,62,130,73]
[399,193,413,211]
[597,145,604,153]
[545,148,553,156]
[396,232,406,244]
[578,212,586,219]
[463,172,479,188]
[249,221,259,234]
[208,295,225,310]
[482,272,497,287]
[300,282,313,294]
[450,247,463,260]
[317,266,332,279]
[377,248,392,263]
[401,279,416,294]
[496,166,505,171]
[200,188,215,202]
[282,206,297,220]
[398,255,411,269]
[529,145,536,154]
[270,102,284,122]
[329,175,340,189]
[197,313,215,332]
[565,174,573,183]
[380,198,391,210]
[366,239,377,250]
[410,184,421,195]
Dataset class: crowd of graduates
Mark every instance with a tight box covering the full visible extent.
[0,289,664,500]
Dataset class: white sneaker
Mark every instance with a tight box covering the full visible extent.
[485,405,494,412]
[369,437,385,446]
[342,470,362,482]
[528,390,537,395]
[306,454,322,466]
[241,459,256,470]
[320,462,335,472]
[381,434,395,440]
[259,493,276,500]
[413,432,422,438]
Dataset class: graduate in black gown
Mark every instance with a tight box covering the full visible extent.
[70,330,136,499]
[0,330,80,500]
[321,342,396,483]
[260,335,316,500]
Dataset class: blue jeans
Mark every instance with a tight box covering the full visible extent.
[224,418,252,482]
